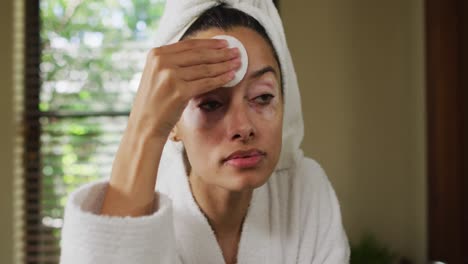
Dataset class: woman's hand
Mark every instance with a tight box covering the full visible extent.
[100,39,240,217]
[129,38,241,140]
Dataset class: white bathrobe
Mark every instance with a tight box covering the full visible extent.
[59,0,351,263]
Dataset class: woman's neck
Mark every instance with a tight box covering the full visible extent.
[188,173,253,236]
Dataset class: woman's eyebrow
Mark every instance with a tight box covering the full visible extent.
[247,66,278,81]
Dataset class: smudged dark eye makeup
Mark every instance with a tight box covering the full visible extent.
[253,94,275,105]
[198,93,275,112]
[198,100,222,112]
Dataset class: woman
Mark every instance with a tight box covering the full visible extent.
[59,1,350,263]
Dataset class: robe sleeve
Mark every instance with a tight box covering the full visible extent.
[298,159,351,264]
[59,180,178,264]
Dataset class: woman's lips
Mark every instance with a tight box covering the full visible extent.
[225,153,264,169]
[226,155,263,169]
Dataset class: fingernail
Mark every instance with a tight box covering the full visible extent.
[230,47,240,56]
[232,58,241,68]
[219,39,229,47]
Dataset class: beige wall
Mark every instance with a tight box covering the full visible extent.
[282,0,426,263]
[0,0,14,263]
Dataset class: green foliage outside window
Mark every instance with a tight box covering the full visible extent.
[39,0,165,235]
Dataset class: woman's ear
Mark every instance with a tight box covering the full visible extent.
[169,125,181,142]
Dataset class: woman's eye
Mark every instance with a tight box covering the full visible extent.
[253,94,275,105]
[199,101,222,112]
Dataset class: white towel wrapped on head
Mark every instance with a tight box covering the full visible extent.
[156,0,304,173]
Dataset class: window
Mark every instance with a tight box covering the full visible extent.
[22,0,165,262]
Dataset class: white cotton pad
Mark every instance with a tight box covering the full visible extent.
[212,35,248,87]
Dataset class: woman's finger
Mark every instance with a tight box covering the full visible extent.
[151,38,228,54]
[179,58,241,81]
[175,47,240,67]
[187,70,236,97]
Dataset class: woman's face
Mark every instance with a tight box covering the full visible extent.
[172,27,283,192]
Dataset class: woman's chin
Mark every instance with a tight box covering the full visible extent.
[221,167,272,192]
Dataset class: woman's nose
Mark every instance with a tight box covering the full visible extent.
[227,105,256,143]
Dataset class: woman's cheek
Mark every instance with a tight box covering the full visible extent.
[251,99,282,122]
[181,105,222,130]
[181,106,199,128]
[180,109,222,150]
